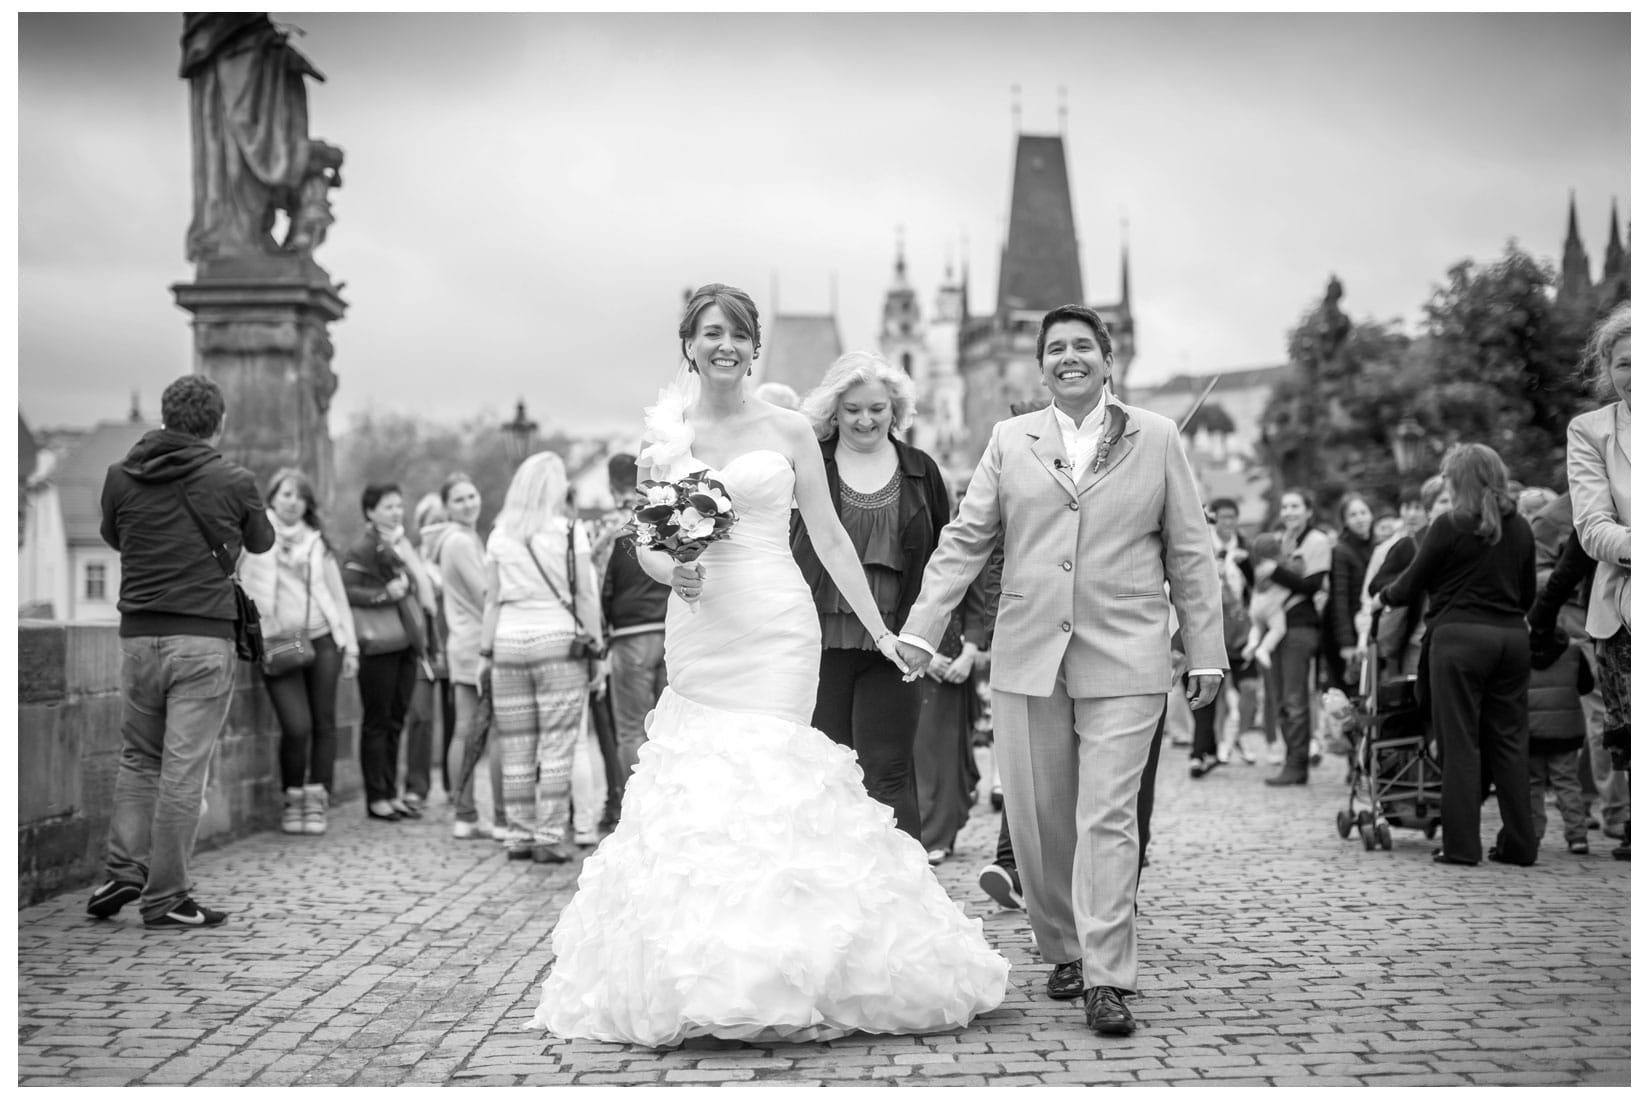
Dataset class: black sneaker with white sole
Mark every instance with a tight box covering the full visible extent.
[86,880,142,919]
[142,897,228,930]
[977,863,1024,910]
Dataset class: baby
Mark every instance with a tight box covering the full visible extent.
[1242,533,1290,670]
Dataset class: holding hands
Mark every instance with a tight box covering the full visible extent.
[384,573,410,602]
[894,639,932,682]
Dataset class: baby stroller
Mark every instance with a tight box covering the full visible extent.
[1336,608,1443,851]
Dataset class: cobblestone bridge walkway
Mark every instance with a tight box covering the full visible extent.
[18,751,1630,1085]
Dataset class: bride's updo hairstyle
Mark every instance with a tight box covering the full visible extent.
[679,283,763,367]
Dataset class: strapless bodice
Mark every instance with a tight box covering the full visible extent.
[686,448,795,557]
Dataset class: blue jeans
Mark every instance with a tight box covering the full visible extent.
[104,635,238,921]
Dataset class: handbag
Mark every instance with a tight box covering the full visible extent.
[261,551,317,677]
[176,483,264,664]
[355,602,410,655]
[525,523,606,663]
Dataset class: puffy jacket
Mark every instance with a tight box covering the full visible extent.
[1527,642,1591,755]
[99,429,273,638]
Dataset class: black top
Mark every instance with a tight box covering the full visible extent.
[1381,509,1536,630]
[100,429,273,638]
[602,530,670,632]
[1327,528,1374,651]
[791,436,952,636]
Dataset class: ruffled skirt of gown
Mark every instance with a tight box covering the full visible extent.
[531,686,1011,1046]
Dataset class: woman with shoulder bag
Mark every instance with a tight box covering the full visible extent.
[477,453,606,863]
[239,468,358,836]
[1258,487,1333,786]
[343,481,437,823]
[1379,443,1538,867]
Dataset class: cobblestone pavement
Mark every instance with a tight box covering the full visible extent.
[18,746,1630,1086]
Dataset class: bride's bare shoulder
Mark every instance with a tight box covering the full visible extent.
[761,405,816,453]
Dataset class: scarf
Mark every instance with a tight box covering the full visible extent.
[269,509,318,567]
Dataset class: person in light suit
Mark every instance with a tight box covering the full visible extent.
[1566,301,1630,858]
[895,304,1226,1036]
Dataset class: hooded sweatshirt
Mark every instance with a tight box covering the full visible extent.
[100,428,274,638]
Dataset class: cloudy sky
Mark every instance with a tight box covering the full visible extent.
[18,12,1630,438]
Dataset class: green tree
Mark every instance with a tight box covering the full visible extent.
[327,410,572,547]
[1259,301,1414,518]
[1407,244,1598,491]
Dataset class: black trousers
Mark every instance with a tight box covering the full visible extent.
[263,635,343,792]
[358,649,416,805]
[813,647,922,839]
[1429,622,1537,864]
[995,706,1167,877]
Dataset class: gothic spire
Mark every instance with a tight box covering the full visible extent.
[1559,189,1592,306]
[1603,196,1627,281]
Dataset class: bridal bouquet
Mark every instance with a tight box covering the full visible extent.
[633,471,738,562]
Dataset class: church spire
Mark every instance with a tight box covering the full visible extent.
[1603,196,1627,281]
[1559,189,1592,306]
[1119,217,1131,316]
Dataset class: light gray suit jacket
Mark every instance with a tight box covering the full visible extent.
[1568,402,1631,638]
[905,402,1227,698]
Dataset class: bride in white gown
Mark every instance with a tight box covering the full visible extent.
[532,284,1008,1046]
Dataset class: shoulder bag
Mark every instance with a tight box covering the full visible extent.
[176,483,264,664]
[525,523,606,663]
[260,546,318,677]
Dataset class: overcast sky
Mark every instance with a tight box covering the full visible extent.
[18,12,1631,438]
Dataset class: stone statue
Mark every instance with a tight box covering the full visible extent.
[1315,274,1351,363]
[180,14,343,268]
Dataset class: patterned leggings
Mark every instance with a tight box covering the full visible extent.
[1596,628,1631,731]
[492,622,589,845]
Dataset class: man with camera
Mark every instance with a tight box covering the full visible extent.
[88,375,273,930]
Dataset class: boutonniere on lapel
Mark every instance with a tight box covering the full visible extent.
[1093,406,1130,473]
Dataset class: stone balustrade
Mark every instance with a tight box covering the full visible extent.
[17,621,363,906]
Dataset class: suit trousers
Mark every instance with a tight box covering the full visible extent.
[993,663,1165,993]
[1428,622,1537,864]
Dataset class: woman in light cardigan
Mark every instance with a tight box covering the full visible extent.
[239,468,358,836]
[1566,302,1631,856]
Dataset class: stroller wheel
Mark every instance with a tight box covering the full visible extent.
[1359,823,1376,851]
[1356,810,1374,828]
[1376,824,1393,851]
[1336,809,1353,839]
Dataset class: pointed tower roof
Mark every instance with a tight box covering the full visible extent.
[996,133,1084,316]
[1559,189,1592,305]
[1603,196,1627,281]
[1118,220,1132,317]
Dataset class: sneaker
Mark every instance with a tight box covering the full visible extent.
[452,819,492,840]
[1569,840,1590,855]
[301,784,328,836]
[977,863,1024,910]
[281,787,305,835]
[504,843,534,861]
[531,843,572,864]
[1309,738,1324,767]
[86,880,142,919]
[143,897,228,930]
[927,848,949,866]
[1189,756,1210,778]
[573,831,601,847]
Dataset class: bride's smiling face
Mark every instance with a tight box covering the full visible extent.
[686,305,754,383]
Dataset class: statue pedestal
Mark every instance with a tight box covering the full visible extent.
[171,263,347,512]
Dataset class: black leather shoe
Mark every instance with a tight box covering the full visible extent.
[1264,770,1307,787]
[1047,960,1084,1000]
[1487,846,1534,867]
[367,805,401,823]
[1431,848,1477,866]
[1083,986,1137,1035]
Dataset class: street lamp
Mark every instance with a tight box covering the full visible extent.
[502,398,539,462]
[1392,417,1426,475]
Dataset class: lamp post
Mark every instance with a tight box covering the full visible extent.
[502,398,539,462]
[1392,417,1426,475]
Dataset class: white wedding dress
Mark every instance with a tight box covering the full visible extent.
[533,449,1009,1046]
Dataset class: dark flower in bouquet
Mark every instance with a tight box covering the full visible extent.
[634,470,738,562]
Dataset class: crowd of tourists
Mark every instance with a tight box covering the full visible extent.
[84,298,1628,941]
